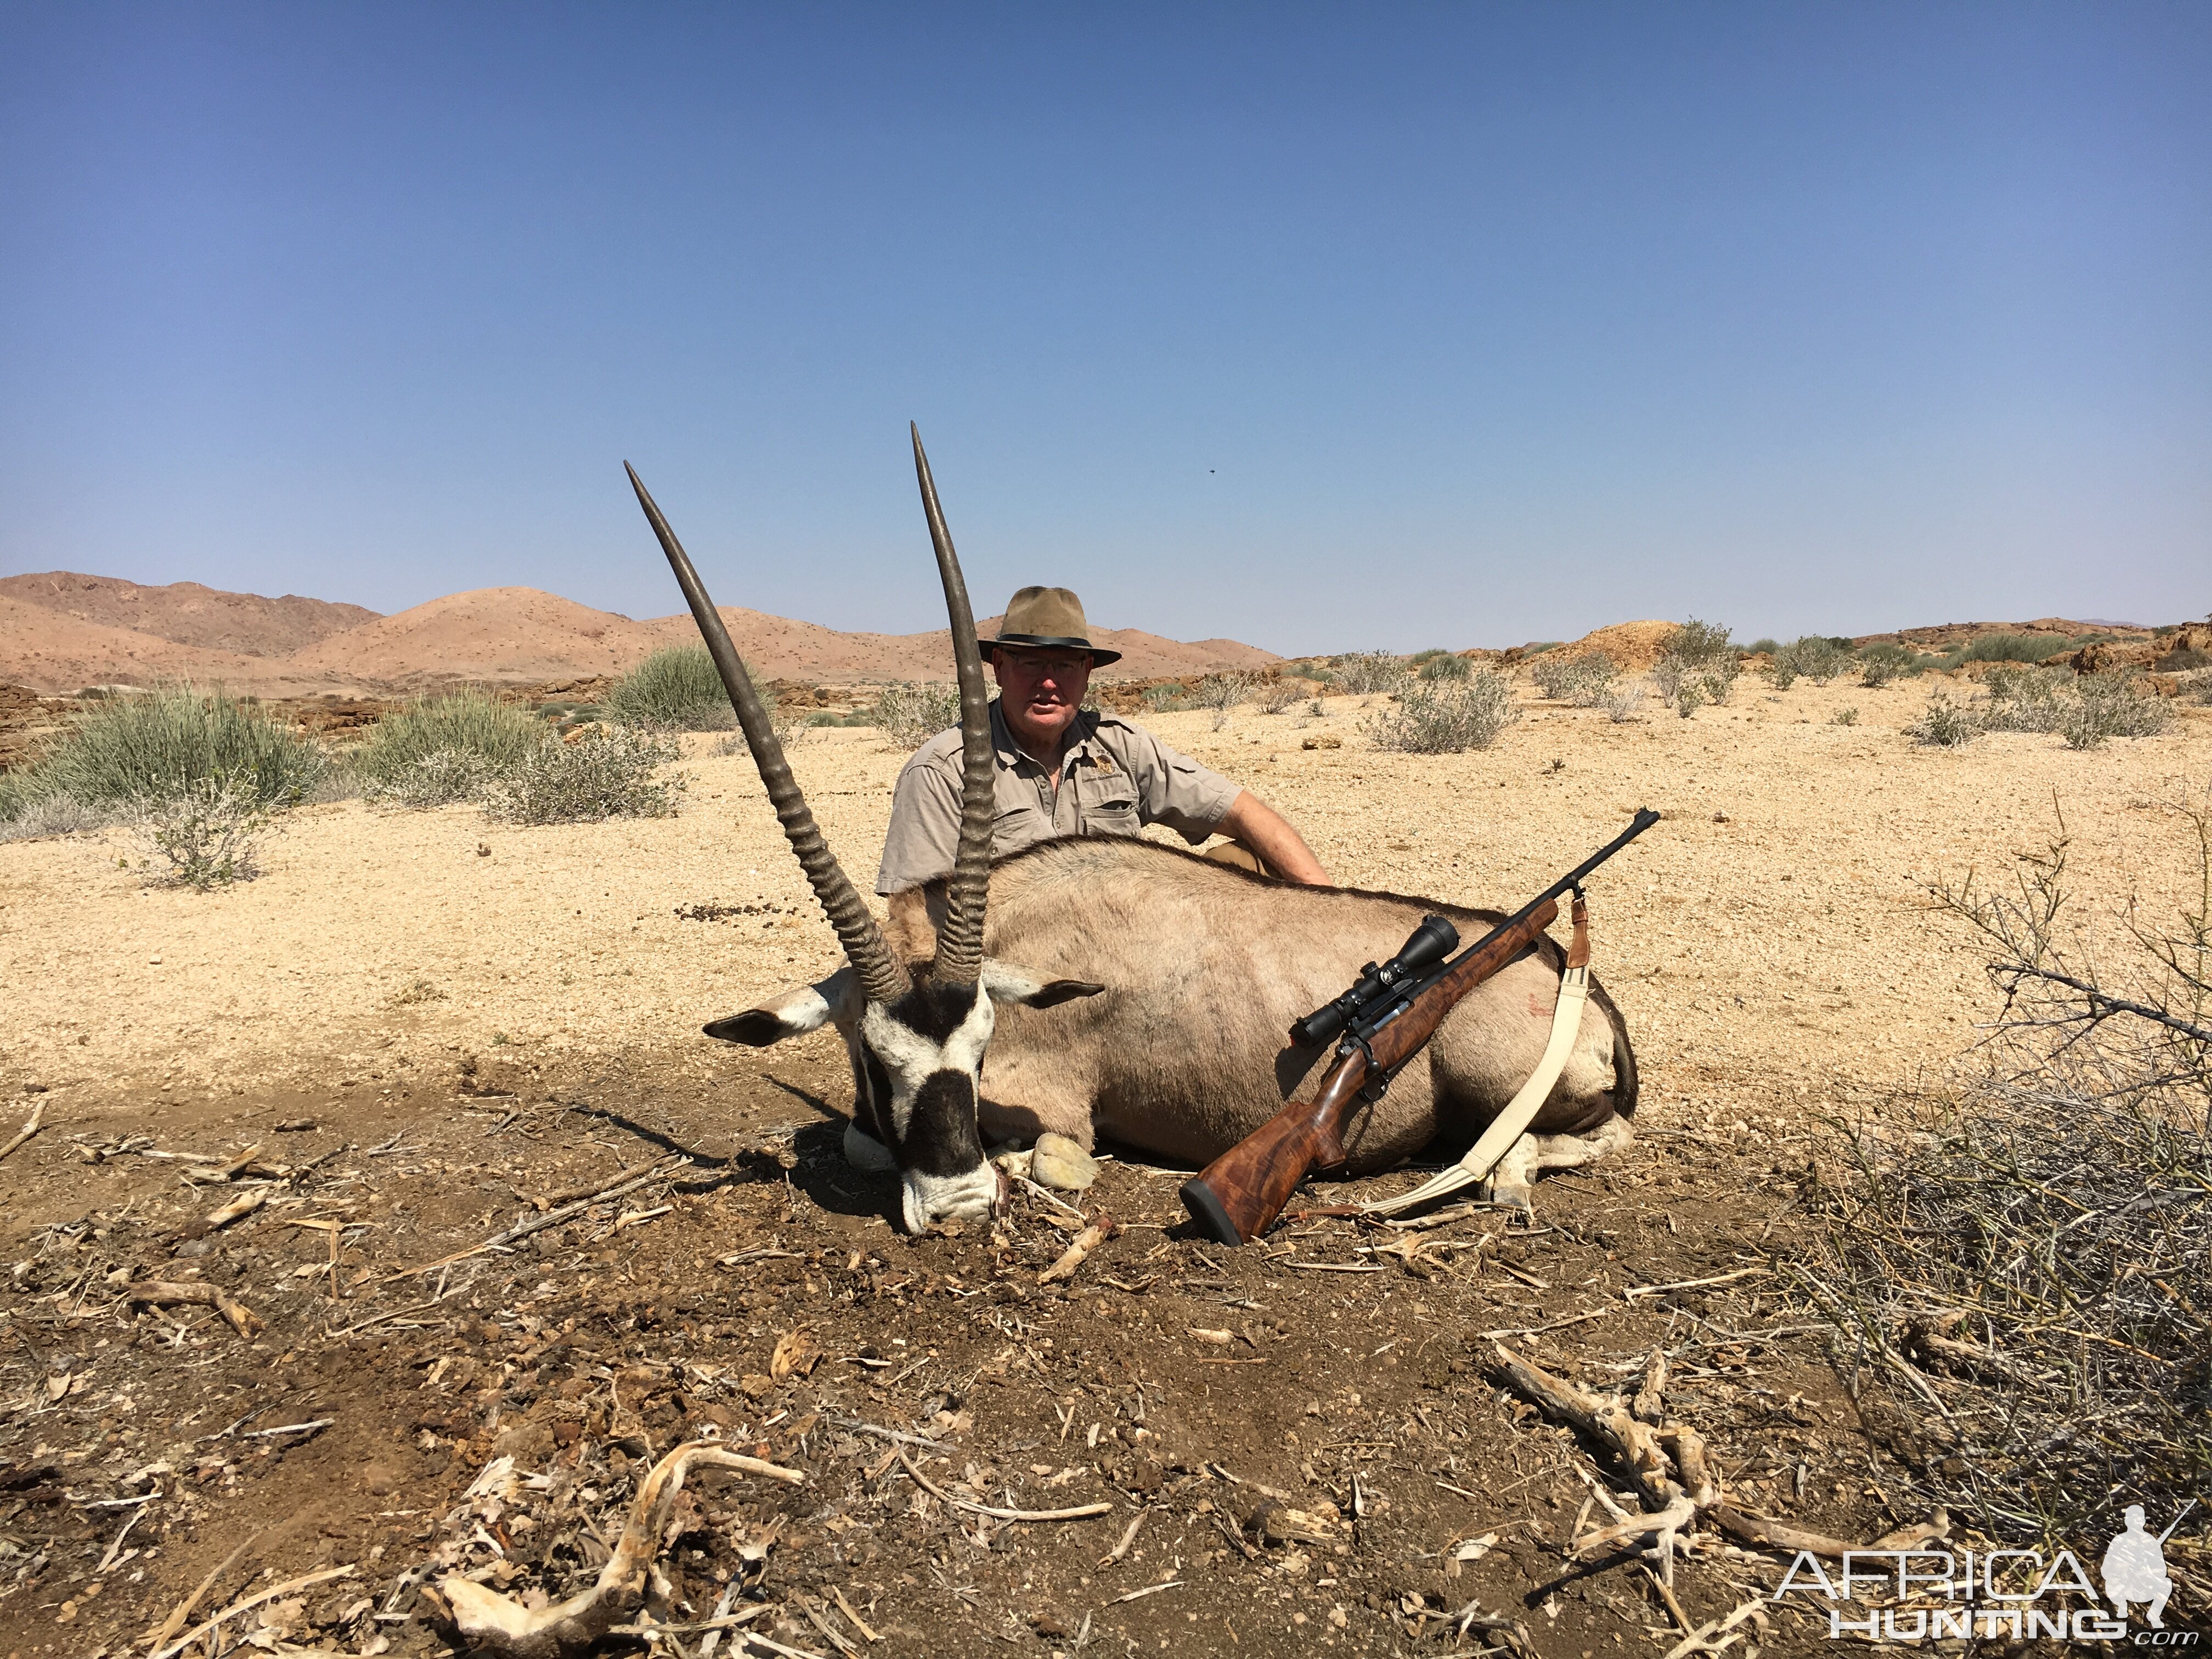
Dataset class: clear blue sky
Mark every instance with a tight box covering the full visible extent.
[2,4,2205,653]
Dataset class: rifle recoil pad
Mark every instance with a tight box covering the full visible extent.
[1289,913,1460,1048]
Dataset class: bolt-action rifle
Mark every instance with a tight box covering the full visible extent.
[1180,808,1660,1245]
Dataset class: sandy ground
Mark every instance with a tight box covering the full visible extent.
[3,675,2205,1133]
[1,673,2207,1659]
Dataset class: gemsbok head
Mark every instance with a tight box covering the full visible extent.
[625,427,1103,1232]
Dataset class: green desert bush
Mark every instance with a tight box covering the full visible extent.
[1364,670,1519,753]
[482,725,686,825]
[1417,652,1472,682]
[1530,650,1619,706]
[1906,690,1981,747]
[1141,682,1188,713]
[1333,652,1410,696]
[1652,619,1739,709]
[1831,706,1860,726]
[870,681,962,750]
[0,791,111,842]
[353,688,548,793]
[1964,632,2062,664]
[1977,665,2072,733]
[17,685,326,814]
[371,748,499,809]
[1769,635,1853,689]
[129,773,273,889]
[606,645,736,731]
[2063,673,2171,749]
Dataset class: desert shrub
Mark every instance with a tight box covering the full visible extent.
[1602,683,1644,723]
[606,645,736,731]
[0,791,111,842]
[1363,670,1518,753]
[1831,706,1859,726]
[1801,797,2211,1547]
[1854,642,1915,686]
[1746,637,1780,656]
[24,685,326,812]
[1905,690,1980,747]
[1142,682,1188,713]
[482,725,686,825]
[1979,664,2070,732]
[353,689,547,791]
[1333,652,1410,696]
[1770,635,1852,687]
[2160,645,2211,672]
[1194,672,1254,712]
[869,681,962,750]
[129,773,272,889]
[1417,652,1471,682]
[1254,678,1303,714]
[1530,650,1618,706]
[1653,619,1738,709]
[2064,672,2171,750]
[1964,632,2060,664]
[371,747,496,809]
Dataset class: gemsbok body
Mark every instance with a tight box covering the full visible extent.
[630,431,1636,1233]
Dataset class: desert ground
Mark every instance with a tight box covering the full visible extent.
[1,671,2205,1658]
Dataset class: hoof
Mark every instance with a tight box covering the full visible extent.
[843,1122,896,1172]
[1030,1132,1099,1192]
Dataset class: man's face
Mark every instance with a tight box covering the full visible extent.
[990,646,1092,748]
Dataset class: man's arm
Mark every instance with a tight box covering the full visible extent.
[1217,790,1328,885]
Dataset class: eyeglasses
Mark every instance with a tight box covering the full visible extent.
[992,652,1091,679]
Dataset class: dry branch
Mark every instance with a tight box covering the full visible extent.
[1037,1212,1116,1285]
[895,1447,1111,1522]
[128,1279,264,1338]
[0,1098,44,1163]
[439,1438,803,1658]
[149,1564,356,1659]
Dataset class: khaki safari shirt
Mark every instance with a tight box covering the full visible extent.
[874,701,1241,894]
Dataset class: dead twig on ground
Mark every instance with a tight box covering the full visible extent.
[895,1447,1111,1522]
[149,1563,356,1659]
[395,1158,686,1278]
[439,1438,803,1658]
[128,1279,264,1338]
[0,1098,45,1163]
[1037,1212,1116,1285]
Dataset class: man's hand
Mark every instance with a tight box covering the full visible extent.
[1217,791,1329,885]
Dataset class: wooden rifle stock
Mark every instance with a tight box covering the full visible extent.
[1180,896,1560,1245]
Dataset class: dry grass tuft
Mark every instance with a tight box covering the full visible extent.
[1798,790,2211,1550]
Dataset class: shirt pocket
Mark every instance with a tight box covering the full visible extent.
[1074,770,1141,835]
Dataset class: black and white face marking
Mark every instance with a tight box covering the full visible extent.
[703,960,1104,1232]
[860,978,1002,1232]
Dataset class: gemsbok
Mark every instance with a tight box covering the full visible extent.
[628,430,1636,1233]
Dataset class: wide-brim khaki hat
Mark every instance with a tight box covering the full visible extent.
[981,585,1122,666]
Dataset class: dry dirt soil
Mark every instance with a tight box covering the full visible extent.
[1,675,2207,1659]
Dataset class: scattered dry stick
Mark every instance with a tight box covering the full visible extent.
[895,1447,1112,1522]
[440,1438,804,1658]
[149,1564,356,1659]
[128,1280,264,1338]
[1037,1212,1117,1285]
[1659,1595,1768,1659]
[396,1158,686,1278]
[0,1099,44,1163]
[142,1534,257,1650]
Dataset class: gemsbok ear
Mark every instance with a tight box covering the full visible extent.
[981,961,1107,1009]
[703,1011,793,1046]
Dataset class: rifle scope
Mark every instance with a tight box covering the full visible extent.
[1289,913,1460,1049]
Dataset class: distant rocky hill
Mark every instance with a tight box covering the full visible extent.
[0,572,1282,695]
[0,572,379,657]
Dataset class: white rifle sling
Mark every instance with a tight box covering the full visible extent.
[1360,893,1593,1218]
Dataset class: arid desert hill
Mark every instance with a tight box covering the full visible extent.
[0,571,377,656]
[0,571,1280,694]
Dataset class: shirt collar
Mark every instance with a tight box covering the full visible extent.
[990,699,1099,770]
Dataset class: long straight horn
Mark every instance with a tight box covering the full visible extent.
[910,424,993,986]
[625,462,910,1006]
